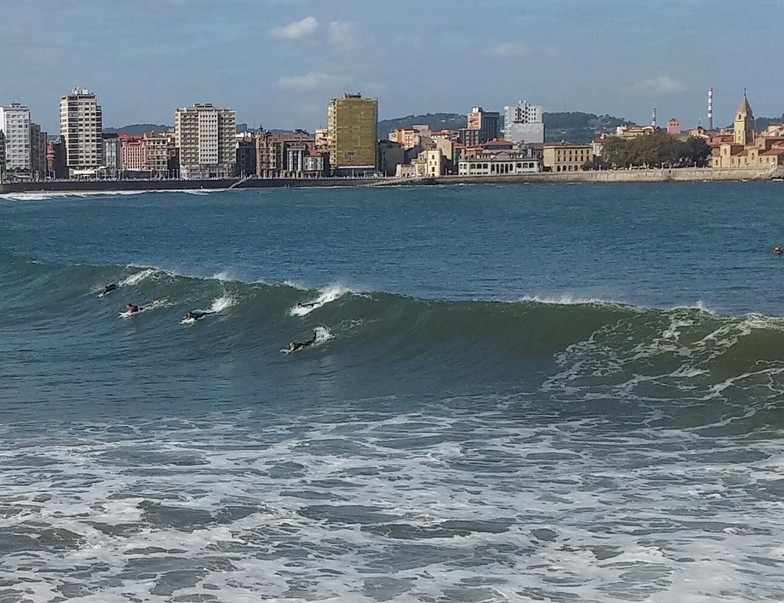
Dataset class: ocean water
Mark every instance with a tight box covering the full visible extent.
[1,183,783,602]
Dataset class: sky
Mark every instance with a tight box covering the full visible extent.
[1,0,783,133]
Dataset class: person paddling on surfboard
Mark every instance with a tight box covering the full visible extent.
[101,283,118,296]
[288,330,317,352]
[126,303,141,314]
[183,309,215,321]
[295,301,317,309]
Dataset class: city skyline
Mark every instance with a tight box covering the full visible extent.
[2,0,783,133]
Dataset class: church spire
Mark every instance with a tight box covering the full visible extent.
[734,91,754,145]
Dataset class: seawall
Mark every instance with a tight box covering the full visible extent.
[0,167,780,195]
[431,166,783,185]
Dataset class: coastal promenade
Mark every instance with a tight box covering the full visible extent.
[0,166,780,195]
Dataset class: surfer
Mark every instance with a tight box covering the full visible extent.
[126,303,141,314]
[774,245,783,255]
[101,283,118,296]
[296,301,316,309]
[183,309,214,321]
[288,330,317,352]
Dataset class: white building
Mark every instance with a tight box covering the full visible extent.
[174,103,236,179]
[458,152,540,176]
[59,88,103,177]
[503,100,544,145]
[0,103,32,176]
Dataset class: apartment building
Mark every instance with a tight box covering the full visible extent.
[542,143,594,172]
[327,93,378,176]
[503,100,544,144]
[144,131,169,176]
[0,103,32,176]
[174,103,236,179]
[29,122,47,179]
[59,88,103,176]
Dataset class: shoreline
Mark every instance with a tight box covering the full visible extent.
[0,166,780,194]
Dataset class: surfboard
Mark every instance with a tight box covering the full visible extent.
[118,300,162,318]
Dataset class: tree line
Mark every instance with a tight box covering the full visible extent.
[588,131,712,169]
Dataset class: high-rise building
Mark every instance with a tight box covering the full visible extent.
[503,100,544,144]
[0,131,5,179]
[327,93,378,175]
[59,87,103,176]
[174,103,236,179]
[29,122,48,179]
[462,106,500,146]
[102,133,120,179]
[0,102,32,176]
[144,131,169,177]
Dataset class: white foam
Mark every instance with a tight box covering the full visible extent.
[119,268,157,287]
[209,294,236,313]
[289,284,350,316]
[211,270,239,282]
[519,293,632,307]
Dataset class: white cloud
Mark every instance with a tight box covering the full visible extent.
[276,72,345,92]
[270,16,318,40]
[493,42,529,57]
[328,21,361,51]
[625,76,687,96]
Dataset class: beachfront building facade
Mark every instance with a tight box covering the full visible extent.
[255,129,313,178]
[459,107,501,147]
[542,143,594,172]
[327,93,378,176]
[174,103,236,179]
[503,100,544,144]
[0,131,5,179]
[120,134,145,172]
[102,134,120,179]
[30,122,47,180]
[59,88,103,177]
[458,150,540,176]
[144,131,169,177]
[0,103,32,177]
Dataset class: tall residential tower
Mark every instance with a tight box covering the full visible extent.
[174,103,236,179]
[59,88,103,177]
[0,102,32,176]
[327,93,378,176]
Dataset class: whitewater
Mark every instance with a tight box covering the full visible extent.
[1,183,784,602]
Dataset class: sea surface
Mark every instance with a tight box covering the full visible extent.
[1,183,783,602]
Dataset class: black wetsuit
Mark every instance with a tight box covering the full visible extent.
[102,283,118,294]
[291,331,317,351]
[128,305,140,313]
[188,310,214,320]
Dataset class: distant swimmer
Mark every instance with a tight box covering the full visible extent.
[774,245,783,255]
[287,330,317,353]
[296,301,317,309]
[99,283,118,297]
[183,309,215,321]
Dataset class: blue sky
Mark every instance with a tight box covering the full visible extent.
[2,0,782,133]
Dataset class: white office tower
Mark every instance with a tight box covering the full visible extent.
[174,103,236,179]
[503,100,544,144]
[59,88,103,177]
[0,103,32,176]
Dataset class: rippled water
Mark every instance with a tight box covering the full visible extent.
[1,183,784,602]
